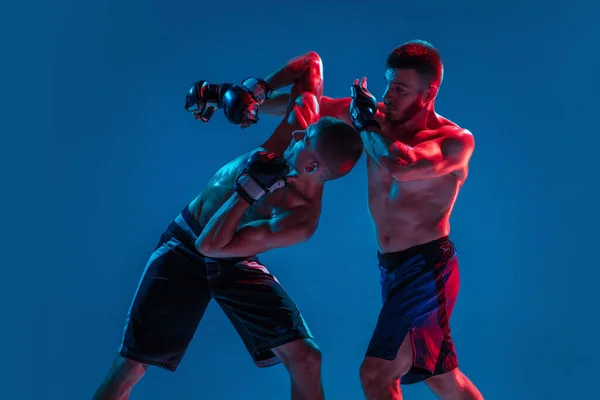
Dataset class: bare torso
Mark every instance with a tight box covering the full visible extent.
[368,114,468,253]
[188,149,319,233]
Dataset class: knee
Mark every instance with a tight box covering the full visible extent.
[359,359,379,387]
[295,340,322,370]
[426,369,465,396]
[281,339,322,371]
[114,356,148,382]
[94,356,147,399]
[359,356,411,387]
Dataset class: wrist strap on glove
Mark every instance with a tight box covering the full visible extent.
[241,77,272,104]
[235,173,266,205]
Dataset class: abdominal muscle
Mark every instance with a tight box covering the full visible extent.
[367,159,462,253]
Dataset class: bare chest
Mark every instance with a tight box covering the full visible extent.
[367,158,459,208]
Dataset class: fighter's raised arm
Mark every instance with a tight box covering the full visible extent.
[184,51,322,127]
[349,78,474,181]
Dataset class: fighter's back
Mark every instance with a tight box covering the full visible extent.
[189,148,318,236]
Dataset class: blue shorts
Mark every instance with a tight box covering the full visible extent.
[119,206,313,371]
[366,237,460,385]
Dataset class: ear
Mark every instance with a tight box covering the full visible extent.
[303,160,319,175]
[423,85,439,103]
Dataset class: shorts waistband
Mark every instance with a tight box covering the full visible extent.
[166,205,203,248]
[166,204,258,263]
[377,236,453,270]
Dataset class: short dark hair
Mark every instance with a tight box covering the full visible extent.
[310,117,363,181]
[386,39,443,87]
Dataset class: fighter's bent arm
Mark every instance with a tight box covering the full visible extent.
[268,95,389,128]
[261,51,323,114]
[259,92,291,116]
[361,125,475,181]
[260,53,383,124]
[195,194,316,258]
[261,88,320,155]
[194,192,250,256]
[259,53,323,155]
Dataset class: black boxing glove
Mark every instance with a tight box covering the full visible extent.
[350,83,381,131]
[234,151,290,205]
[222,77,272,127]
[184,80,234,122]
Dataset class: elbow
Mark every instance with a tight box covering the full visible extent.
[304,51,322,69]
[303,51,324,102]
[297,220,318,243]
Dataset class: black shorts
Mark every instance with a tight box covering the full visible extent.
[366,237,460,385]
[119,206,313,371]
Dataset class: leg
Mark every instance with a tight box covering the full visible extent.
[272,338,324,400]
[360,332,413,400]
[95,231,212,397]
[425,369,484,400]
[93,356,147,400]
[362,238,465,399]
[211,259,317,397]
[119,237,212,371]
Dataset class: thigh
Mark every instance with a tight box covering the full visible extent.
[211,260,313,367]
[365,286,415,363]
[366,252,460,384]
[120,235,212,370]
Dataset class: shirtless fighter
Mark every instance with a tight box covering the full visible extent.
[220,41,484,399]
[93,52,363,400]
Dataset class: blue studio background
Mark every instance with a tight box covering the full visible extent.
[3,0,599,399]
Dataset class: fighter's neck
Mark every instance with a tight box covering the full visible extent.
[292,180,324,202]
[385,106,440,137]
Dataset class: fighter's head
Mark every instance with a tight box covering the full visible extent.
[284,117,363,184]
[383,40,444,124]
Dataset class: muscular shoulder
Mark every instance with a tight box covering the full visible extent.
[444,129,474,169]
[208,149,261,187]
[433,115,474,141]
[427,124,474,155]
[439,124,473,143]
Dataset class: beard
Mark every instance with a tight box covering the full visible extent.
[385,95,425,125]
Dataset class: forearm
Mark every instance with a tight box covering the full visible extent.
[195,193,250,254]
[360,129,415,170]
[320,96,352,124]
[260,92,290,116]
[262,94,353,122]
